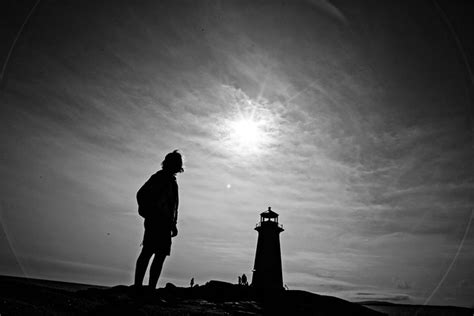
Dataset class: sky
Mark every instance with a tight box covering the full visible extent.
[1,0,473,308]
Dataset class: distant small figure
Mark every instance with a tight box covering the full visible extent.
[238,276,242,285]
[242,274,248,286]
[284,284,289,290]
[190,277,194,288]
[134,150,184,290]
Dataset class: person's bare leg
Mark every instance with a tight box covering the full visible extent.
[149,253,167,289]
[134,247,153,287]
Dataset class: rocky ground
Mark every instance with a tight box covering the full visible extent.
[1,275,472,315]
[0,276,382,315]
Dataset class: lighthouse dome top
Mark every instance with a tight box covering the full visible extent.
[260,207,279,218]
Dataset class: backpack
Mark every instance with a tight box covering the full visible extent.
[136,174,157,218]
[137,171,173,218]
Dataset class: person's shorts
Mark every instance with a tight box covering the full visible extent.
[142,221,172,256]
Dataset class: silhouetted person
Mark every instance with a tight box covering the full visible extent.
[242,274,248,286]
[190,277,194,288]
[134,150,184,289]
[238,276,242,285]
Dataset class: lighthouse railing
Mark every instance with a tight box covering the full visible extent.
[255,222,284,229]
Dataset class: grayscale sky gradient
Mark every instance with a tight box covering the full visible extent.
[1,0,473,308]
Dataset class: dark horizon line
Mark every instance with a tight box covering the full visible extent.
[1,273,472,310]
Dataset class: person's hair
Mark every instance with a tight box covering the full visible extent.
[162,150,184,173]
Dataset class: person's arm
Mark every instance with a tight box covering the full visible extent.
[173,183,179,225]
[171,181,179,237]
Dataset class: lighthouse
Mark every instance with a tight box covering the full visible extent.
[251,207,284,290]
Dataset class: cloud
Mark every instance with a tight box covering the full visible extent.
[16,255,130,286]
[352,292,411,303]
[392,277,412,290]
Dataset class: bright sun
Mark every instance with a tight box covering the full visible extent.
[229,118,264,152]
[222,89,276,155]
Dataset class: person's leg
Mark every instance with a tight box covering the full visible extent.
[134,247,153,287]
[149,253,167,289]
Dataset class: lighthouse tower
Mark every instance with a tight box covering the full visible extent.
[251,207,284,290]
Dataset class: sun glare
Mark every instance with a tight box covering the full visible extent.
[229,118,264,152]
[220,87,277,155]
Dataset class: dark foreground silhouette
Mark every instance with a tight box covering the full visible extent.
[3,275,473,315]
[135,150,183,290]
